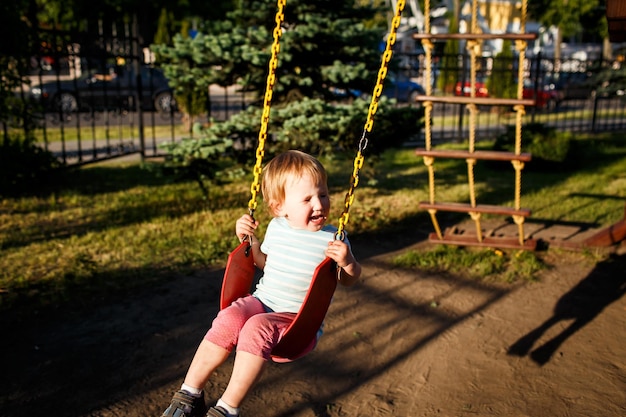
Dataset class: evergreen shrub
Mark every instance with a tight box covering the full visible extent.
[159,97,424,196]
[0,135,63,197]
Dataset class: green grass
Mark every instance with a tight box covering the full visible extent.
[14,120,190,144]
[429,105,625,129]
[1,133,625,312]
[17,105,621,144]
[393,244,546,283]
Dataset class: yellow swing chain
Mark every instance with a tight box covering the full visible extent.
[248,0,287,216]
[244,0,406,241]
[336,0,406,239]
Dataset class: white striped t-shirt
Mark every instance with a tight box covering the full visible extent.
[254,216,346,313]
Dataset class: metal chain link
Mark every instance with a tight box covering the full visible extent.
[244,0,406,238]
[248,0,286,215]
[336,0,406,239]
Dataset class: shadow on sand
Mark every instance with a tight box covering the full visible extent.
[507,253,626,365]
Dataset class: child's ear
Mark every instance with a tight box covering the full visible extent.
[270,201,284,217]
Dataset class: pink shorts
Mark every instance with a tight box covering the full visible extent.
[205,295,299,361]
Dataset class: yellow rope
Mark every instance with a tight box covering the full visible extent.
[420,0,441,236]
[424,156,436,204]
[418,0,532,248]
[466,157,477,207]
[248,0,286,215]
[467,103,477,153]
[514,0,528,159]
[470,0,478,33]
[470,211,483,242]
[466,0,481,240]
[513,214,525,246]
[423,0,433,151]
[336,0,406,239]
[512,0,529,245]
[429,209,443,239]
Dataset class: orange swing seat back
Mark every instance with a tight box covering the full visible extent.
[220,240,337,362]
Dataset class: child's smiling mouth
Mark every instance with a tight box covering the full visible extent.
[310,214,327,224]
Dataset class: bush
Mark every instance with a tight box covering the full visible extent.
[493,123,572,171]
[272,97,423,157]
[159,98,424,195]
[368,105,423,154]
[0,135,64,197]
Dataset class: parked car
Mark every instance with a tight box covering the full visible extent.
[330,72,425,103]
[522,79,560,110]
[454,78,489,98]
[382,72,426,102]
[546,71,595,103]
[29,65,176,114]
[454,78,559,110]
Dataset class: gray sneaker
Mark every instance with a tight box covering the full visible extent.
[206,406,232,417]
[162,390,207,417]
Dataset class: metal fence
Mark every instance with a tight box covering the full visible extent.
[8,25,626,166]
[8,21,251,166]
[400,48,626,144]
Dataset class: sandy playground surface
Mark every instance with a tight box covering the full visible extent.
[1,231,625,417]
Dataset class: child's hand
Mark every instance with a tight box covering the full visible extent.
[326,239,361,286]
[236,214,259,242]
[325,240,355,268]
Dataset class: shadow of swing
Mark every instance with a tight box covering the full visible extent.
[249,256,514,417]
[507,253,626,365]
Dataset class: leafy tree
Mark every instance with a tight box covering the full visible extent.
[528,0,604,40]
[27,0,237,43]
[527,0,605,61]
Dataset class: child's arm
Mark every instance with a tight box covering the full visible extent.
[235,214,267,269]
[325,240,361,287]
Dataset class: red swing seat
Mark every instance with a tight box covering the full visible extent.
[220,240,338,362]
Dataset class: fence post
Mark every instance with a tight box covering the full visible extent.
[591,93,600,132]
[457,52,467,140]
[132,15,145,162]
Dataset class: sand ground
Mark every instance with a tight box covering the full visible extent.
[1,233,625,417]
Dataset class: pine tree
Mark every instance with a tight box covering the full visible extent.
[153,9,176,62]
[153,0,386,104]
[152,0,424,194]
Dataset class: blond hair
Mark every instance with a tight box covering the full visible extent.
[262,150,328,215]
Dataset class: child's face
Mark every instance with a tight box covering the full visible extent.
[277,173,330,231]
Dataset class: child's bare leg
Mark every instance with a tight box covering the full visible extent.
[183,338,231,389]
[220,351,266,408]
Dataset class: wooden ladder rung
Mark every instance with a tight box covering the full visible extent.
[428,232,538,250]
[415,148,532,162]
[415,95,535,107]
[413,33,537,41]
[419,202,531,217]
